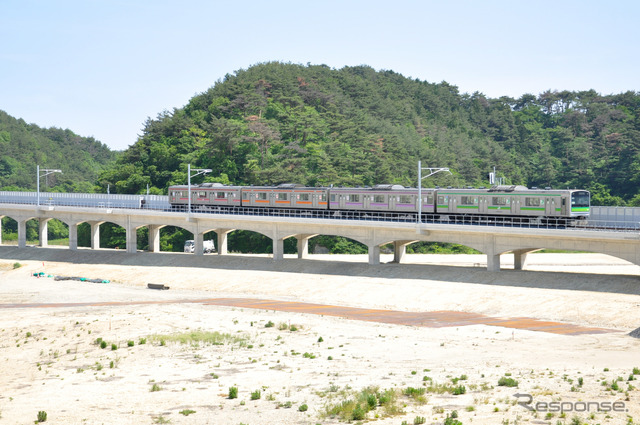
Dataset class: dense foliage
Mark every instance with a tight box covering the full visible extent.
[99,62,640,206]
[3,62,640,252]
[0,110,117,192]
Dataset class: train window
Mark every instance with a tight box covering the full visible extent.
[330,194,336,202]
[525,197,543,207]
[374,195,385,203]
[524,198,544,207]
[399,195,412,204]
[437,195,448,204]
[348,194,360,202]
[216,192,226,198]
[197,191,206,198]
[426,196,434,204]
[460,196,477,205]
[242,192,248,199]
[278,193,288,201]
[257,193,267,200]
[492,197,509,206]
[299,193,309,201]
[320,194,327,201]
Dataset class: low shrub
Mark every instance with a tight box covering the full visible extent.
[497,376,518,387]
[229,386,238,399]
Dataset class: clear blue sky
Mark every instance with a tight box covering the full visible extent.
[1,0,638,151]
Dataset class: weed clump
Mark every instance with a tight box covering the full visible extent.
[228,386,238,399]
[497,376,519,387]
[324,387,401,421]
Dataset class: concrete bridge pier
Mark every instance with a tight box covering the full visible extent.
[368,244,381,265]
[393,240,417,263]
[296,234,317,259]
[126,223,137,254]
[215,228,233,255]
[194,233,204,256]
[89,221,101,249]
[486,249,501,272]
[513,249,535,270]
[148,225,163,252]
[18,219,27,248]
[38,218,50,247]
[273,237,284,261]
[68,223,78,250]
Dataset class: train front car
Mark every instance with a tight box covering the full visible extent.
[569,190,590,220]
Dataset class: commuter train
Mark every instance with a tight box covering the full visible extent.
[168,183,590,223]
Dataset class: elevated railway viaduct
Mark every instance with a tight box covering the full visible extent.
[1,202,640,272]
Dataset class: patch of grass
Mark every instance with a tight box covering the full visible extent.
[444,415,463,425]
[498,376,519,387]
[298,403,308,412]
[452,385,466,395]
[36,410,47,422]
[451,374,468,384]
[179,409,196,416]
[127,340,134,347]
[110,343,117,351]
[228,386,238,399]
[150,383,161,392]
[149,331,248,347]
[323,387,401,421]
[403,387,426,398]
[250,389,261,400]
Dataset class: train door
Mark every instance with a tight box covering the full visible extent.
[545,197,556,216]
[511,196,520,215]
[363,193,371,210]
[449,194,456,212]
[478,196,488,214]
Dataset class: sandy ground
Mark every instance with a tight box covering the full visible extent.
[1,246,640,424]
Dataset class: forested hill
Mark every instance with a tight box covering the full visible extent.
[100,62,640,205]
[0,110,117,192]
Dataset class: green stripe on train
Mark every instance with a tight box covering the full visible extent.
[456,205,479,209]
[571,207,590,212]
[520,207,545,211]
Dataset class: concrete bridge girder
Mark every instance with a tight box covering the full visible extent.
[1,204,640,272]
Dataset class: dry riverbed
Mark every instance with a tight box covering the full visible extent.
[1,247,639,424]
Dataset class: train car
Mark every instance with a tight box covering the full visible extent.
[433,186,590,220]
[241,184,329,210]
[168,183,242,210]
[328,185,436,214]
